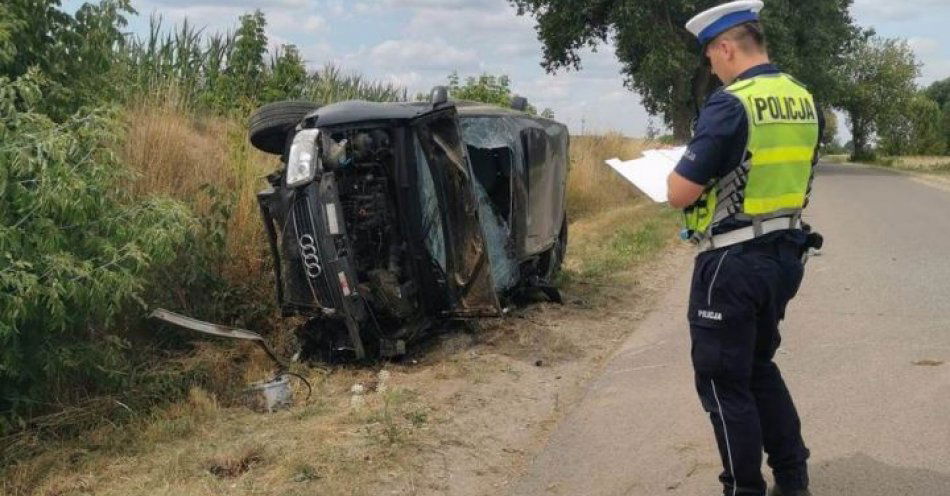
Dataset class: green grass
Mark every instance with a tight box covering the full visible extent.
[577,209,680,280]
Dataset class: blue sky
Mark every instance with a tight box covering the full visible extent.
[63,0,950,137]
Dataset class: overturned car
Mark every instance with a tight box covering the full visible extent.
[251,89,569,360]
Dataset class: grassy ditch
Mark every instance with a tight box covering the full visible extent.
[3,115,683,495]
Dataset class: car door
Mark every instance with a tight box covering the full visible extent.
[411,107,501,317]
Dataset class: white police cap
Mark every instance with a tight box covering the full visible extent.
[686,0,764,46]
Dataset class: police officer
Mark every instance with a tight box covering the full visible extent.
[667,2,823,495]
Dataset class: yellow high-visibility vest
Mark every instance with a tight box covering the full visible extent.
[684,73,820,239]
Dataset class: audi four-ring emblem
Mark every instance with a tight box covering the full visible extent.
[298,235,322,278]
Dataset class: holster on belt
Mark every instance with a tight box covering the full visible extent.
[801,222,824,260]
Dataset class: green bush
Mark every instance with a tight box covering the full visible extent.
[442,71,553,116]
[878,94,946,156]
[0,73,192,429]
[0,3,410,436]
[1,0,132,121]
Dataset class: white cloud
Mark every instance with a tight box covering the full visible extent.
[304,15,326,32]
[380,71,425,89]
[407,5,532,34]
[132,0,328,38]
[143,0,310,8]
[326,0,347,17]
[299,41,336,68]
[354,0,643,133]
[144,5,245,32]
[495,42,538,58]
[381,0,498,10]
[366,39,479,70]
[852,0,950,22]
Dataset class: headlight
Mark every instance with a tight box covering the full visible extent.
[286,129,321,187]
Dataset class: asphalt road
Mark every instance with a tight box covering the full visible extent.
[510,164,950,496]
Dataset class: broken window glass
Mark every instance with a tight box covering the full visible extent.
[414,135,447,272]
[460,117,520,292]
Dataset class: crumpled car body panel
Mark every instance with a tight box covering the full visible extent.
[256,100,569,359]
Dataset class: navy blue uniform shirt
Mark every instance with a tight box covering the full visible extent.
[674,63,824,187]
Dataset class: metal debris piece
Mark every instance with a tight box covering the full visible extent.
[149,308,290,369]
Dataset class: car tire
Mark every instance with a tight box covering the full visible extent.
[248,100,321,155]
[540,217,568,282]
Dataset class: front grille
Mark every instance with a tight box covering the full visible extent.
[291,193,336,307]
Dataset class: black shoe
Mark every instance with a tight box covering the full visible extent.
[768,487,812,496]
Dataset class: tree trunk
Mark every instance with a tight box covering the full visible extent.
[670,68,720,143]
[850,112,873,161]
[671,107,693,143]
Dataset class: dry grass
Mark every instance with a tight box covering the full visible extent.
[567,133,655,219]
[889,155,950,173]
[121,92,275,286]
[4,367,431,496]
[205,444,267,478]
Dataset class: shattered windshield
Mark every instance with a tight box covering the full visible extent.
[460,116,520,150]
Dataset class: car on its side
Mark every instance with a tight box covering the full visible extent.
[251,88,569,360]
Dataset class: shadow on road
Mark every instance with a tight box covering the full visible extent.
[811,453,950,495]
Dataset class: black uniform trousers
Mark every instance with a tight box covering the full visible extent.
[688,232,810,496]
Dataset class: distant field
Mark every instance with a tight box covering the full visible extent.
[889,155,950,173]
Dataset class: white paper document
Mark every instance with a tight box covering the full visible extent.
[605,146,687,203]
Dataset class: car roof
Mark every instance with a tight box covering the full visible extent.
[307,99,554,127]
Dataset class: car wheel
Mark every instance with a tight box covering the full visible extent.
[540,218,568,283]
[248,100,321,155]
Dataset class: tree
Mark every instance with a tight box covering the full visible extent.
[0,0,133,119]
[878,94,945,156]
[262,44,308,103]
[821,108,838,149]
[447,71,519,107]
[509,0,859,140]
[444,71,552,116]
[924,78,950,153]
[223,10,268,106]
[909,96,946,155]
[924,78,950,109]
[834,37,919,160]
